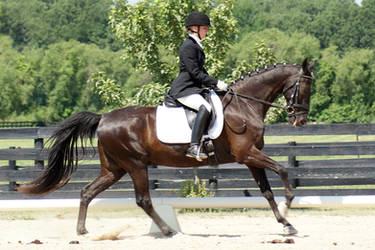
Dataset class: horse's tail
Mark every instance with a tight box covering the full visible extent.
[17,111,102,195]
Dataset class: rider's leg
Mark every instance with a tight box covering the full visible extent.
[177,94,211,112]
[177,94,211,161]
[185,105,210,161]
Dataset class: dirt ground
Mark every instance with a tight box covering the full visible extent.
[0,208,374,250]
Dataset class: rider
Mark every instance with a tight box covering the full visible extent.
[168,11,228,161]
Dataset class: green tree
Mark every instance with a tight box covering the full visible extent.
[0,39,131,122]
[312,47,375,122]
[355,0,375,48]
[0,2,4,31]
[35,41,130,121]
[232,0,373,51]
[226,40,276,82]
[309,46,339,121]
[0,35,21,118]
[44,0,113,47]
[0,0,115,48]
[225,28,320,72]
[0,0,48,47]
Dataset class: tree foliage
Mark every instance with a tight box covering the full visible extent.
[0,38,130,121]
[313,47,375,122]
[234,0,375,51]
[0,0,115,48]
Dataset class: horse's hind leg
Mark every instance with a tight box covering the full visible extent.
[77,144,126,235]
[129,167,174,236]
[77,169,125,235]
[248,167,297,235]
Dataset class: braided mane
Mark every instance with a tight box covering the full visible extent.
[230,62,299,86]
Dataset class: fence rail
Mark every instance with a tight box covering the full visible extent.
[0,121,52,128]
[1,123,375,199]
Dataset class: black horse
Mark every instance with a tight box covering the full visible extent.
[18,59,314,236]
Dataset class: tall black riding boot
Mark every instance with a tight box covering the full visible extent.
[186,105,210,161]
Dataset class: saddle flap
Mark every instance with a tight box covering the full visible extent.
[156,90,224,144]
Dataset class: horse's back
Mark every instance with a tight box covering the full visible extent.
[99,105,155,129]
[97,106,156,159]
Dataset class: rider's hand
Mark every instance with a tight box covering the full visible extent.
[217,80,228,91]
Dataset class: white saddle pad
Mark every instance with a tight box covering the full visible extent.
[156,90,224,144]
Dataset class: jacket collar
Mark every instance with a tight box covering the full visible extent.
[188,35,203,51]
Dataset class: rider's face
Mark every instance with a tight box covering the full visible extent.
[199,26,209,39]
[190,25,209,40]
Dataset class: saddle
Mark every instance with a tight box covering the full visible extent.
[163,91,217,130]
[156,90,224,145]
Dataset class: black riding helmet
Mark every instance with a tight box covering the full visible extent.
[185,11,210,40]
[185,11,211,27]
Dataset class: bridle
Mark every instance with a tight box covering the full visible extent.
[282,72,313,117]
[223,71,313,132]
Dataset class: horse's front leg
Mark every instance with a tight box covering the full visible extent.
[244,145,297,235]
[247,167,297,235]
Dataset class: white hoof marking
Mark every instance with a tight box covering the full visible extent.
[284,225,298,235]
[278,201,289,218]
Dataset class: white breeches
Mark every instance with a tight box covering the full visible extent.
[177,94,212,112]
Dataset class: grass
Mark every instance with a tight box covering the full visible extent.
[264,134,375,144]
[0,139,34,149]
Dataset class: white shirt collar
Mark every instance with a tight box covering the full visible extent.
[189,34,203,49]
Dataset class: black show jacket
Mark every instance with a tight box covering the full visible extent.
[169,36,218,99]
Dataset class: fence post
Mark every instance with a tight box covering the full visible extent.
[193,167,200,185]
[8,147,17,191]
[288,141,299,188]
[150,165,158,190]
[208,165,218,194]
[34,138,44,169]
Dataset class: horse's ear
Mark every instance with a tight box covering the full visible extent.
[302,58,309,74]
[308,60,316,72]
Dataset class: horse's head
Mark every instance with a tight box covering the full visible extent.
[282,58,315,127]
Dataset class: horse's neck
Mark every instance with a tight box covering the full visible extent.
[232,67,296,118]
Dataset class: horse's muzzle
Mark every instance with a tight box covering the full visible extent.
[289,112,308,127]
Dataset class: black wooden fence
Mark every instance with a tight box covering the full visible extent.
[1,124,375,200]
[0,121,50,128]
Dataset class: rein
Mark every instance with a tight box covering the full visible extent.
[225,88,286,110]
[223,72,313,132]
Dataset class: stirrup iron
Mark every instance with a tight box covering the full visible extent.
[186,144,207,161]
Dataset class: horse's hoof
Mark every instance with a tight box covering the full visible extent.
[162,229,176,237]
[283,225,298,235]
[77,228,89,235]
[278,201,289,218]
